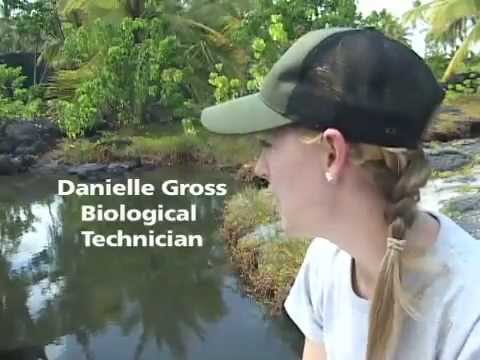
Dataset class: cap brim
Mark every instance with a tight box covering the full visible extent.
[200,93,293,134]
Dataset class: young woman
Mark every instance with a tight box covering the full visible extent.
[200,28,480,360]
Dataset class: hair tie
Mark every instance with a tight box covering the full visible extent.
[387,237,406,253]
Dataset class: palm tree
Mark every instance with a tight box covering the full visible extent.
[57,0,251,71]
[51,0,253,105]
[403,0,480,81]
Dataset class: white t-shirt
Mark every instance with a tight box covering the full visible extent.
[284,210,480,360]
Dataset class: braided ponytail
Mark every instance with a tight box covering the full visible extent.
[351,145,432,360]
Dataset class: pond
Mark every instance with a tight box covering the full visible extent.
[0,167,302,360]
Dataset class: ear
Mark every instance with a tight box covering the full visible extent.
[322,128,350,181]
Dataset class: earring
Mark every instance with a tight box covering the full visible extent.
[325,172,334,183]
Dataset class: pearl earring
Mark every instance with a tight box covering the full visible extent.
[325,172,334,183]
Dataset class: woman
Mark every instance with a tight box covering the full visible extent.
[200,28,480,360]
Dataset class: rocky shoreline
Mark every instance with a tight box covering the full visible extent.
[422,138,480,238]
[0,118,61,175]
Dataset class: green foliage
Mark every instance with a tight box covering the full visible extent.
[5,0,450,143]
[207,1,410,106]
[0,64,43,120]
[55,18,189,138]
[403,0,480,81]
[360,9,410,46]
[60,21,116,68]
[1,0,65,70]
[425,52,451,79]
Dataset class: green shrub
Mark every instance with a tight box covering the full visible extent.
[0,65,44,120]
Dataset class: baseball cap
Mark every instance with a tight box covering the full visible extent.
[200,27,445,149]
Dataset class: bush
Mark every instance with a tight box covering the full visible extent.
[55,18,191,138]
[0,65,44,120]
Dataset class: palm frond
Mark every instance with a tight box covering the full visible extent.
[402,0,437,26]
[430,0,480,34]
[442,21,480,80]
[46,55,101,99]
[60,0,128,25]
[37,37,64,66]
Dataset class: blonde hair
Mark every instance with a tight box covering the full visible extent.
[300,129,433,360]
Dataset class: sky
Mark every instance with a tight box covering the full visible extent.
[357,0,428,57]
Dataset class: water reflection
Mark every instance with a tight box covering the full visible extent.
[0,168,301,360]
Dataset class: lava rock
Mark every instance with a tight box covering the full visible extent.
[441,194,480,239]
[0,154,16,175]
[426,149,473,172]
[67,163,108,177]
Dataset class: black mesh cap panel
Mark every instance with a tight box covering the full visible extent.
[285,29,445,148]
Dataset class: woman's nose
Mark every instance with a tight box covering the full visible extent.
[254,151,270,181]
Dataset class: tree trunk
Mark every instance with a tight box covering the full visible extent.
[33,43,38,86]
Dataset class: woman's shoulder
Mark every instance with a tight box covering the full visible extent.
[430,210,480,272]
[301,237,350,285]
[416,211,480,357]
[420,210,480,313]
[304,237,345,267]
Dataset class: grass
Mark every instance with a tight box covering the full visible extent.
[233,235,310,315]
[444,94,480,117]
[60,122,261,168]
[124,134,205,164]
[223,187,279,246]
[457,184,480,194]
[427,94,480,141]
[474,154,480,166]
[199,132,261,167]
[430,161,476,179]
[222,186,311,315]
[62,139,105,164]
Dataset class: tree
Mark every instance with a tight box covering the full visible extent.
[361,9,411,46]
[404,0,480,81]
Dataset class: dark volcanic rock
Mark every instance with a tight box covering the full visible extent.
[67,163,108,177]
[0,119,61,174]
[107,159,141,174]
[0,154,37,175]
[67,159,142,181]
[0,155,16,175]
[4,121,39,142]
[0,138,16,153]
[15,140,49,155]
[426,149,473,172]
[441,194,480,239]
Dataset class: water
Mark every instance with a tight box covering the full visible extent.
[0,167,301,360]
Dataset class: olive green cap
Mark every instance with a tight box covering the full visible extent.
[200,27,445,148]
[200,27,353,134]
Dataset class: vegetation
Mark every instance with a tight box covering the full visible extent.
[223,187,279,246]
[222,187,311,314]
[233,234,310,314]
[61,123,261,167]
[404,0,480,81]
[3,0,467,139]
[0,64,44,119]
